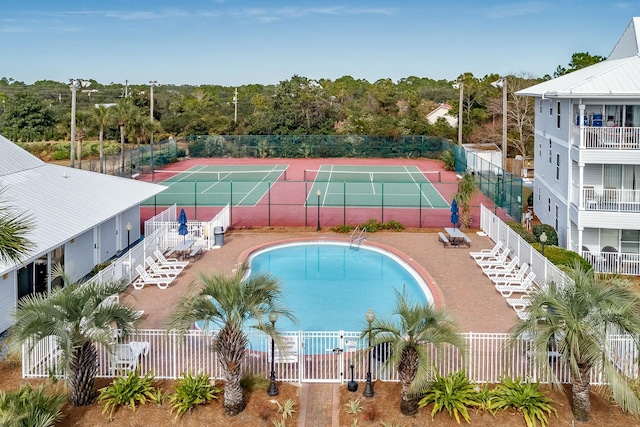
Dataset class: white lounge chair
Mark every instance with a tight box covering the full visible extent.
[490,264,529,285]
[133,265,174,290]
[482,256,519,275]
[110,341,150,373]
[469,241,503,261]
[154,249,189,268]
[145,256,183,277]
[506,294,533,312]
[475,249,511,268]
[495,272,536,297]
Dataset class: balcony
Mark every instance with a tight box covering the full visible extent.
[577,126,640,149]
[581,249,640,275]
[582,187,640,213]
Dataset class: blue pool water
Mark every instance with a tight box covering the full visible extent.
[247,241,432,331]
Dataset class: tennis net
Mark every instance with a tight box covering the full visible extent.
[155,169,288,182]
[303,169,441,183]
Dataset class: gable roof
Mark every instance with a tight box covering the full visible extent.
[0,135,166,271]
[517,17,640,99]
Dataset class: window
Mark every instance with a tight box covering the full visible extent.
[539,99,542,114]
[556,153,560,180]
[621,230,640,254]
[548,139,552,164]
[538,143,542,158]
[548,198,551,212]
[556,102,561,128]
[555,205,559,230]
[549,101,553,116]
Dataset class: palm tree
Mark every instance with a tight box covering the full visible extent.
[510,262,640,421]
[166,265,295,416]
[452,172,478,229]
[90,105,111,173]
[0,187,34,265]
[112,99,137,176]
[11,265,142,406]
[365,287,464,415]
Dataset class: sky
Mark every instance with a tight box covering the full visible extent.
[1,1,638,87]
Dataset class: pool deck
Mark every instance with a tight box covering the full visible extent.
[122,229,517,333]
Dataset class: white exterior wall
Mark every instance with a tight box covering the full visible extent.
[0,273,16,332]
[120,208,141,250]
[99,218,117,262]
[66,230,95,282]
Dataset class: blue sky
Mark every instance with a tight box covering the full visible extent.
[1,1,637,86]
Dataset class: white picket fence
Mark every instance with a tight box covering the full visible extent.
[22,329,637,385]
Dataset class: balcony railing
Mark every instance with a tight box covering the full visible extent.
[581,250,640,275]
[579,126,640,149]
[582,187,640,212]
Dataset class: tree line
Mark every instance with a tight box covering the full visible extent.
[0,52,604,161]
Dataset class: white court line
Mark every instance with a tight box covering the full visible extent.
[403,165,434,208]
[235,164,283,206]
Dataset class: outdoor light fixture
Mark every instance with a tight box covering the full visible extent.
[491,77,507,172]
[316,189,322,231]
[363,307,376,398]
[540,232,548,257]
[126,222,132,250]
[267,311,279,396]
[452,82,463,145]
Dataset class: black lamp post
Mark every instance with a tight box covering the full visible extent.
[126,222,132,251]
[363,307,375,398]
[267,311,279,396]
[316,189,321,231]
[540,232,547,257]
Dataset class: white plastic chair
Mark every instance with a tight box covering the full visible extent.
[469,241,503,261]
[494,272,536,297]
[145,256,183,277]
[154,249,189,268]
[109,341,150,373]
[133,265,174,290]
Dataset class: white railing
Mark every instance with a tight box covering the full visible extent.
[577,126,640,149]
[23,329,631,385]
[582,187,640,213]
[479,204,571,289]
[580,250,640,275]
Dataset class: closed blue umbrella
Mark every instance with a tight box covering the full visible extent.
[451,199,459,228]
[178,208,189,242]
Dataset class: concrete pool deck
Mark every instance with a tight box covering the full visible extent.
[122,229,517,333]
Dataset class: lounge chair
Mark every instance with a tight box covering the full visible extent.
[490,264,529,285]
[494,272,536,297]
[133,265,174,290]
[145,256,183,277]
[506,294,533,312]
[482,256,519,275]
[475,249,511,268]
[109,341,150,374]
[154,249,189,268]
[469,241,503,261]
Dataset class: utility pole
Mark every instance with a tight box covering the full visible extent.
[70,80,78,168]
[149,81,159,182]
[124,80,129,98]
[233,87,238,124]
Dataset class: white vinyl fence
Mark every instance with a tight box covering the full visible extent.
[23,329,636,385]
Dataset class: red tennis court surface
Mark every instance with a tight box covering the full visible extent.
[138,157,515,229]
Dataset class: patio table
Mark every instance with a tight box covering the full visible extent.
[171,239,196,260]
[444,227,468,247]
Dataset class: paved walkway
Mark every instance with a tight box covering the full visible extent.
[298,383,340,427]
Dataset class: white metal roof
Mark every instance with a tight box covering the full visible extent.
[517,17,640,99]
[0,134,166,271]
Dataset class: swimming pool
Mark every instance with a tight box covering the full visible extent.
[247,241,433,331]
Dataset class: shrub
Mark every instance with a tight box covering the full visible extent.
[169,371,222,419]
[240,373,269,391]
[531,244,591,271]
[362,403,377,421]
[532,224,558,246]
[418,370,480,424]
[0,383,66,427]
[97,370,158,420]
[331,224,356,233]
[506,221,536,243]
[491,375,556,427]
[345,397,363,414]
[439,149,456,171]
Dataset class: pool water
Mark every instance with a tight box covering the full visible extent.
[248,242,432,331]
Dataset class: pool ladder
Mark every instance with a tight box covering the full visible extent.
[349,226,367,249]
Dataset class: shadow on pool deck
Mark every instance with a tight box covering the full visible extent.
[121,229,517,333]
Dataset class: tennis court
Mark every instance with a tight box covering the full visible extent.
[150,165,288,207]
[306,165,449,208]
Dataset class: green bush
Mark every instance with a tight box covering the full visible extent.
[0,383,66,427]
[240,374,269,391]
[98,370,159,420]
[491,375,556,427]
[169,371,222,419]
[418,370,480,424]
[532,224,558,246]
[531,244,591,271]
[506,221,536,243]
[331,225,356,233]
[439,149,455,171]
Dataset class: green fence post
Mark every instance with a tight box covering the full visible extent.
[419,182,423,228]
[268,181,271,226]
[381,182,384,222]
[194,181,197,221]
[343,181,346,226]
